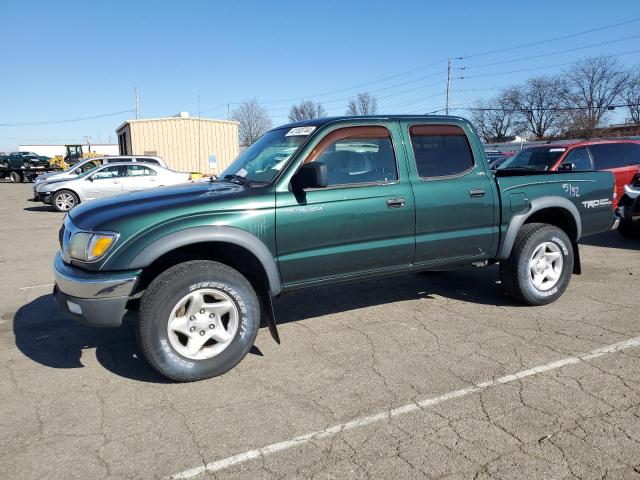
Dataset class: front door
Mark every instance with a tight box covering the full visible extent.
[400,122,497,265]
[276,124,415,286]
[83,165,125,199]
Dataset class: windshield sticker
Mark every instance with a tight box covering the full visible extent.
[285,126,316,137]
[549,148,566,152]
[236,168,248,177]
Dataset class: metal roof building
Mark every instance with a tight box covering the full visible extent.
[115,113,239,174]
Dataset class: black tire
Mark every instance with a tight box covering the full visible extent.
[51,189,79,212]
[499,223,573,306]
[9,171,22,183]
[618,219,640,239]
[137,260,261,382]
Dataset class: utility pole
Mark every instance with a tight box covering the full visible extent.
[83,135,92,153]
[135,87,140,119]
[227,103,230,121]
[446,59,452,116]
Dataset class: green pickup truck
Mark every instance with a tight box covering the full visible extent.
[53,116,617,381]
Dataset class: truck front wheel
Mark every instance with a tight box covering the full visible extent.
[499,223,573,306]
[137,260,261,382]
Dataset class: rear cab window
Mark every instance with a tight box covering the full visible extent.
[408,125,475,178]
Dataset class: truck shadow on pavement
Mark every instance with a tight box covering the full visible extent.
[579,230,640,251]
[13,294,171,383]
[14,266,515,381]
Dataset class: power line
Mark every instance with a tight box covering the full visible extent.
[262,76,446,114]
[202,17,640,113]
[459,17,640,59]
[258,59,448,106]
[451,103,640,113]
[459,47,640,80]
[0,109,134,127]
[459,34,640,70]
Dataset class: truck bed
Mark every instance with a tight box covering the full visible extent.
[495,169,616,240]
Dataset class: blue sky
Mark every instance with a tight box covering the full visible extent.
[1,0,639,150]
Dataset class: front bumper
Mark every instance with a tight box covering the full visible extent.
[53,252,140,327]
[617,185,640,223]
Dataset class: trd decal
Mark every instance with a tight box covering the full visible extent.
[582,198,612,208]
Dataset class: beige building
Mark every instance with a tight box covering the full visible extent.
[115,113,239,174]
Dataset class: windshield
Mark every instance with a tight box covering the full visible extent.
[220,127,311,184]
[499,147,566,170]
[65,159,100,173]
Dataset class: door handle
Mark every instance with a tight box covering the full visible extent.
[386,197,406,208]
[469,189,485,198]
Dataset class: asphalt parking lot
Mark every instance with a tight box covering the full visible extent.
[1,182,639,480]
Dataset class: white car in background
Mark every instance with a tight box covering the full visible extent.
[32,155,166,191]
[35,162,191,212]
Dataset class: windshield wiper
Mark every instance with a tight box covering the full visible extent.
[222,174,251,185]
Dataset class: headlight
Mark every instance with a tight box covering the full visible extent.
[68,232,118,261]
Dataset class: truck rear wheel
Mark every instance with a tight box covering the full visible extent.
[9,171,22,183]
[499,223,573,306]
[137,260,261,382]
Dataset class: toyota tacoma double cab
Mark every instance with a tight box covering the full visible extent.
[53,115,618,381]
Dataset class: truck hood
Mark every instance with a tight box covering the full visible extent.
[69,181,251,231]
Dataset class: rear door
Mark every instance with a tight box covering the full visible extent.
[589,143,640,205]
[399,122,497,265]
[120,164,159,192]
[275,123,415,286]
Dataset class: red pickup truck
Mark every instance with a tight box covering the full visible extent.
[498,139,640,208]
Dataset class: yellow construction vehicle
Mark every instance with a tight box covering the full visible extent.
[49,145,102,170]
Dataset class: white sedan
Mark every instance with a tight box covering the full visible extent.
[35,162,191,212]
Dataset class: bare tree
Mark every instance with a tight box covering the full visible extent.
[346,92,378,115]
[288,100,326,122]
[503,76,566,140]
[470,94,520,142]
[232,99,272,147]
[561,56,629,137]
[622,69,640,124]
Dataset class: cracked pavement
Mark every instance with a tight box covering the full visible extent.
[1,183,639,480]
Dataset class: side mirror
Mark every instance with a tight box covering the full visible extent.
[87,175,94,182]
[558,162,575,171]
[292,162,328,189]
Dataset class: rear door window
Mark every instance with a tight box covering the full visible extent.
[589,144,625,170]
[409,125,474,178]
[619,143,640,166]
[126,165,156,176]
